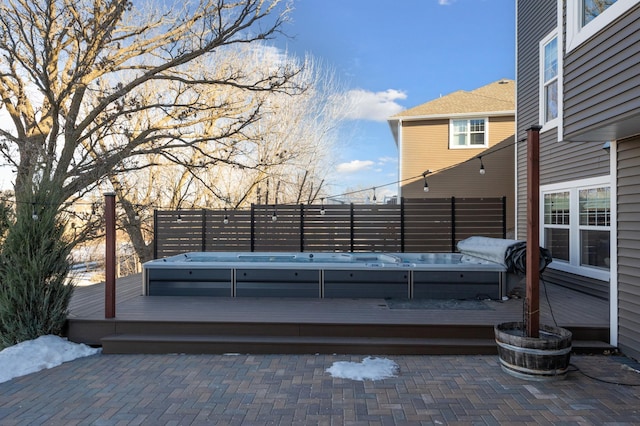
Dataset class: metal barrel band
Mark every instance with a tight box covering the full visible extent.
[495,339,572,356]
[498,358,569,379]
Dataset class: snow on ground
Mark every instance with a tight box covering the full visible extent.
[0,336,397,384]
[326,356,399,381]
[0,335,100,384]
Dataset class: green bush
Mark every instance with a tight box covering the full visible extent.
[0,195,75,350]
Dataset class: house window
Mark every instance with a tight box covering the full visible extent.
[583,0,618,26]
[449,118,487,148]
[544,191,570,261]
[567,0,637,52]
[539,33,559,127]
[542,179,611,280]
[579,187,611,268]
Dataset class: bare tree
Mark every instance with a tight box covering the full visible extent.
[0,0,300,229]
[109,51,347,263]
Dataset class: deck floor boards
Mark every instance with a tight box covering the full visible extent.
[68,273,609,328]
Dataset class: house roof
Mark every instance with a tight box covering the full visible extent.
[390,79,515,119]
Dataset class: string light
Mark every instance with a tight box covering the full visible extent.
[271,209,278,222]
[0,136,523,216]
[223,208,229,225]
[31,203,38,220]
[372,187,377,202]
[422,170,431,193]
[320,198,325,215]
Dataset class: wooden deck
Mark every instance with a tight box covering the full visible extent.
[65,274,613,355]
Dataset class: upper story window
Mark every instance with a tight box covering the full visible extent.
[583,0,618,26]
[449,118,487,148]
[539,31,560,130]
[543,36,558,122]
[567,0,638,52]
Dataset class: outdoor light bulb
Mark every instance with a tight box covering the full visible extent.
[134,213,140,221]
[423,184,429,193]
[320,206,326,215]
[479,165,486,175]
[223,215,229,225]
[271,212,277,222]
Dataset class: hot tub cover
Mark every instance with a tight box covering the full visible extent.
[457,236,552,274]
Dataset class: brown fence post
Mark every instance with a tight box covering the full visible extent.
[201,208,207,252]
[400,197,405,253]
[502,196,507,239]
[450,197,456,253]
[299,204,305,252]
[153,209,158,259]
[350,203,355,252]
[250,204,255,252]
[104,192,116,319]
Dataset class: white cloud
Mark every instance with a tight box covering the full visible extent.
[336,160,375,173]
[343,89,407,121]
[377,156,398,165]
[438,0,456,5]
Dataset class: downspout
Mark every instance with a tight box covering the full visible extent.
[609,140,618,347]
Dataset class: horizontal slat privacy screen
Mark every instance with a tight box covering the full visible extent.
[154,197,506,259]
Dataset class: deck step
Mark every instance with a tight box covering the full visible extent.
[101,333,615,356]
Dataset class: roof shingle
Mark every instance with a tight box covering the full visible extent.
[390,79,515,118]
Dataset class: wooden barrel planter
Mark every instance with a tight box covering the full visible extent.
[494,322,572,381]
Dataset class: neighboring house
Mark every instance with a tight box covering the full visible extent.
[387,79,516,235]
[516,0,640,361]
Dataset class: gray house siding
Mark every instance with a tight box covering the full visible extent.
[516,0,557,239]
[616,136,640,362]
[517,0,610,296]
[563,4,640,142]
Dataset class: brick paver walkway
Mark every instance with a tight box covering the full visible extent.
[1,353,639,425]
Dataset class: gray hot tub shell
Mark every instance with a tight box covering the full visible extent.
[142,252,507,300]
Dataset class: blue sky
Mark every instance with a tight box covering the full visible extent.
[274,0,516,200]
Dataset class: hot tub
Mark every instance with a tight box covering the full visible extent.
[142,252,507,300]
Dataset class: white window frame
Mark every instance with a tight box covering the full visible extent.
[539,30,561,132]
[566,0,640,53]
[448,117,489,149]
[540,176,611,281]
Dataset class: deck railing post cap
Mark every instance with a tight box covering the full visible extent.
[527,125,543,132]
[103,192,116,196]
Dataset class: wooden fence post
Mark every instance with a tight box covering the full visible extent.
[451,197,456,253]
[104,192,116,319]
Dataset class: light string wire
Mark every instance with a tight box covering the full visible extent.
[0,137,524,212]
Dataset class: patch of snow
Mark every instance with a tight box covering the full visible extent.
[326,356,398,381]
[0,335,101,384]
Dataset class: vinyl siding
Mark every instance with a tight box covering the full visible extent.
[563,4,640,142]
[516,0,610,297]
[515,0,557,239]
[616,137,640,361]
